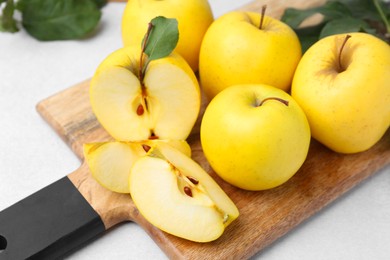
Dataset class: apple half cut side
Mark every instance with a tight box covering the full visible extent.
[129,143,239,242]
[90,46,201,142]
[83,140,191,193]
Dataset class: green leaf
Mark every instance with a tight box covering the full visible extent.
[92,0,107,9]
[281,1,352,29]
[143,16,179,61]
[319,17,376,38]
[293,23,326,52]
[17,0,101,41]
[0,0,19,33]
[336,0,382,20]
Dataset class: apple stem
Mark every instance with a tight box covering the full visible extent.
[259,5,267,30]
[139,22,154,83]
[257,97,289,107]
[338,34,351,72]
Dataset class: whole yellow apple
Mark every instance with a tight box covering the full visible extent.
[199,11,302,99]
[90,45,201,142]
[200,84,311,190]
[121,0,214,72]
[291,32,390,154]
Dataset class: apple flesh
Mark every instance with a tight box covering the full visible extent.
[291,33,390,153]
[200,84,311,190]
[129,143,239,242]
[90,46,201,142]
[84,140,191,193]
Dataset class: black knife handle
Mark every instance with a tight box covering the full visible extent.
[0,176,105,260]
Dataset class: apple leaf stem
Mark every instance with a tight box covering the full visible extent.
[338,34,351,72]
[139,22,154,84]
[139,16,179,84]
[259,5,267,30]
[257,97,289,107]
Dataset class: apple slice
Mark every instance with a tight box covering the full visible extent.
[84,140,191,193]
[129,143,239,242]
[90,46,201,142]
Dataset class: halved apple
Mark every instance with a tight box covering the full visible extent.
[90,45,201,142]
[84,140,191,193]
[129,143,239,242]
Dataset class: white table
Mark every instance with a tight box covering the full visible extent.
[1,1,389,259]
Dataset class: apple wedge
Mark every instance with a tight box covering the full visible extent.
[129,143,239,242]
[90,46,201,142]
[84,140,191,193]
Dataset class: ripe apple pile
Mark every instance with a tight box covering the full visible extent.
[83,0,390,243]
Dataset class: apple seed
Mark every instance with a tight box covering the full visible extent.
[149,132,159,140]
[184,186,193,197]
[142,144,151,152]
[187,176,199,185]
[136,104,144,116]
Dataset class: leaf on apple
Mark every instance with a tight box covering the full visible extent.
[143,16,179,61]
[139,16,179,82]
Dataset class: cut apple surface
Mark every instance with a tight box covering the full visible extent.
[84,140,191,193]
[129,143,239,242]
[90,46,201,142]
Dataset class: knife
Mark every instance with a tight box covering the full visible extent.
[0,162,136,260]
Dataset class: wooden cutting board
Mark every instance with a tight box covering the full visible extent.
[35,0,390,259]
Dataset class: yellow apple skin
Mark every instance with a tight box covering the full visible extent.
[199,11,301,99]
[121,0,214,72]
[200,84,311,190]
[90,45,200,142]
[291,33,390,154]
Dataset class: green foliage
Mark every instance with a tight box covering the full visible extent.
[281,0,390,52]
[0,0,18,32]
[0,0,107,40]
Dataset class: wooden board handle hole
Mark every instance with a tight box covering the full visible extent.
[0,234,7,252]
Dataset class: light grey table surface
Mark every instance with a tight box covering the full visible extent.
[1,1,389,259]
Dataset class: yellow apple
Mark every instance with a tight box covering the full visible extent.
[200,84,311,190]
[83,140,191,193]
[90,45,201,142]
[129,143,239,242]
[199,11,302,99]
[291,33,390,154]
[121,0,214,72]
